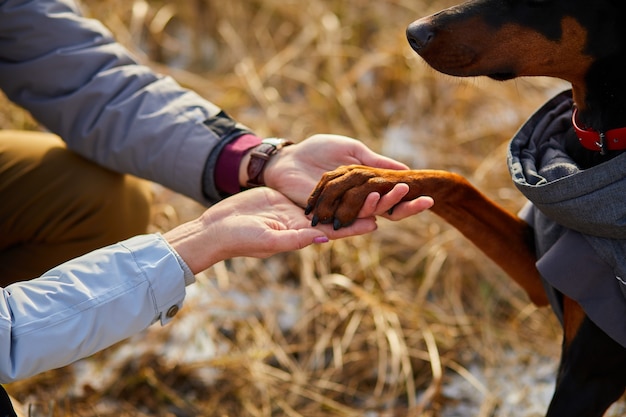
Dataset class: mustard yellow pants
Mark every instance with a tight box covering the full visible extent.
[0,131,152,286]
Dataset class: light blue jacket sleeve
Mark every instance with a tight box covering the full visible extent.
[0,0,250,203]
[0,234,195,383]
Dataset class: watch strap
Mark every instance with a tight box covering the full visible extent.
[246,139,293,187]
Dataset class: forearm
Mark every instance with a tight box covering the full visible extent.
[0,234,193,383]
[0,0,254,204]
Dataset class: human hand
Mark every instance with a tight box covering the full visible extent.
[263,134,433,220]
[163,187,378,274]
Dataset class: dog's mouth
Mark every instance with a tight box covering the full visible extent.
[486,71,517,81]
[425,58,518,81]
[411,39,519,81]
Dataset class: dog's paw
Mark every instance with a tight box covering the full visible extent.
[306,165,396,229]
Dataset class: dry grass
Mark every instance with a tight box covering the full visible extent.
[4,0,570,415]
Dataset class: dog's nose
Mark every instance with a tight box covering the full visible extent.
[406,21,434,52]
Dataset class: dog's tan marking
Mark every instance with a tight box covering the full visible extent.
[495,17,592,107]
[563,296,587,347]
[420,16,592,107]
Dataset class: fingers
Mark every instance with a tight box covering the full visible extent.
[355,186,433,221]
[356,183,410,217]
[314,217,378,240]
[272,217,378,253]
[375,183,411,214]
[382,196,434,220]
[355,192,382,218]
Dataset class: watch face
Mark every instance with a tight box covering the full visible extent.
[262,138,289,148]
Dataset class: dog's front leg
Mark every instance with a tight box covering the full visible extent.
[307,166,547,306]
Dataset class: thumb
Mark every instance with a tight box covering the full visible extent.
[357,147,409,170]
[293,229,330,249]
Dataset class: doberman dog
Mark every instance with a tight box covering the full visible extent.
[306,0,626,415]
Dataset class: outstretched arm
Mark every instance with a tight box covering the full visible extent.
[0,187,376,383]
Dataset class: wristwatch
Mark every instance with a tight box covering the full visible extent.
[246,138,293,187]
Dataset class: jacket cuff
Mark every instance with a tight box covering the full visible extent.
[201,110,260,202]
[214,134,262,195]
[120,234,189,326]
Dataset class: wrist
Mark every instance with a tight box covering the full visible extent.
[240,138,293,188]
[164,217,223,274]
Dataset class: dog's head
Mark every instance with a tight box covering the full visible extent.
[407,0,626,86]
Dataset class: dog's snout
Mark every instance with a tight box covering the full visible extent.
[406,21,435,52]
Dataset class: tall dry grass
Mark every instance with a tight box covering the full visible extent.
[4,0,570,415]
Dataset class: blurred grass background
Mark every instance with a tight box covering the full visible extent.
[2,0,574,415]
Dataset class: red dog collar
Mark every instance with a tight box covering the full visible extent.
[572,107,626,154]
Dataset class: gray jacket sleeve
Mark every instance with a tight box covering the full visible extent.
[0,0,251,204]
